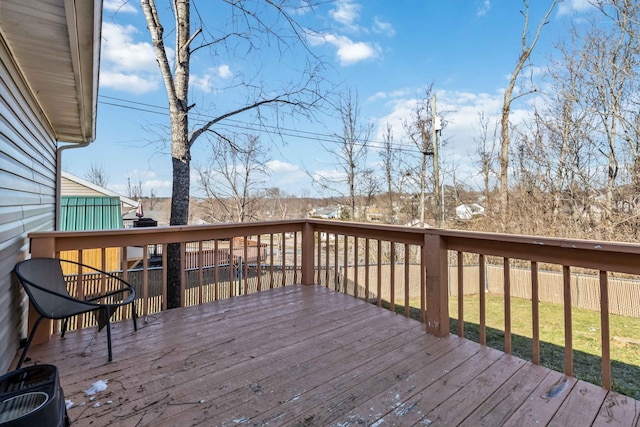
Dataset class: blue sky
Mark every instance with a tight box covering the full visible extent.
[63,0,594,198]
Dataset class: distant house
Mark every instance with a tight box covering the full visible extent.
[59,174,145,270]
[365,207,385,222]
[456,203,486,220]
[309,206,342,219]
[62,171,138,214]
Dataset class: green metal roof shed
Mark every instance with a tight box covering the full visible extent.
[60,196,123,231]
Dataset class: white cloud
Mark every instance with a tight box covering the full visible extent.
[100,71,158,94]
[143,179,171,192]
[330,0,362,30]
[477,0,491,17]
[367,88,412,103]
[312,32,380,66]
[266,160,311,190]
[372,17,395,36]
[313,169,346,183]
[558,0,594,16]
[368,91,388,102]
[191,65,233,92]
[102,23,157,72]
[103,0,138,14]
[266,160,300,173]
[217,65,232,79]
[100,23,161,93]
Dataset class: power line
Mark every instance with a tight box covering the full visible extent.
[97,95,427,155]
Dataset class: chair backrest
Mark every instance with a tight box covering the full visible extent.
[14,258,73,319]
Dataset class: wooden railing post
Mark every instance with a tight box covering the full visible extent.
[424,233,449,337]
[301,221,315,285]
[27,236,57,344]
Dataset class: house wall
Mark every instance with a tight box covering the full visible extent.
[0,36,57,372]
[61,176,106,197]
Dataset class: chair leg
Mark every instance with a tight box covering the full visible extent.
[105,306,112,362]
[61,318,68,338]
[131,301,138,331]
[17,316,45,369]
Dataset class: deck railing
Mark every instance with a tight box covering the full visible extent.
[27,219,640,392]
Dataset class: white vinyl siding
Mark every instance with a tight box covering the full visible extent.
[0,35,57,373]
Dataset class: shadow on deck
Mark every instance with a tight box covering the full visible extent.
[13,285,640,426]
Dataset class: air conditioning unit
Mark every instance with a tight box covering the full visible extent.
[0,365,68,427]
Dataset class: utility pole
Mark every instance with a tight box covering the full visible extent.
[432,94,443,228]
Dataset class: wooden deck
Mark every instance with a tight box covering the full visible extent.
[14,285,640,426]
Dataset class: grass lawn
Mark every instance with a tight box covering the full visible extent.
[387,294,640,399]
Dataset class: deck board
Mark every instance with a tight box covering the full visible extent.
[459,362,551,426]
[13,284,640,426]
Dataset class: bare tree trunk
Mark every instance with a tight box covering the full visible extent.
[317,89,371,221]
[474,111,497,208]
[381,123,397,222]
[499,0,558,227]
[143,0,193,308]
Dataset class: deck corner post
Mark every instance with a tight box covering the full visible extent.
[301,221,315,285]
[424,232,449,337]
[27,235,57,344]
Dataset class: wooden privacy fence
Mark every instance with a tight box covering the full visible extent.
[448,265,640,318]
[342,263,640,318]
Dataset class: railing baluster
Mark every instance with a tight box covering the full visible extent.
[229,237,235,297]
[563,265,573,377]
[77,250,84,330]
[404,244,410,318]
[244,236,249,295]
[121,246,128,284]
[479,253,486,346]
[377,239,382,307]
[281,232,287,287]
[531,261,540,365]
[162,244,167,311]
[354,236,359,299]
[420,245,425,323]
[504,257,511,355]
[120,246,131,316]
[457,251,464,337]
[198,241,204,304]
[365,238,370,303]
[293,232,298,283]
[390,242,395,313]
[270,234,275,289]
[343,235,349,294]
[600,270,611,390]
[334,234,339,291]
[214,240,219,301]
[317,231,322,285]
[325,233,330,287]
[100,248,107,296]
[143,245,149,316]
[257,235,262,292]
[180,242,186,307]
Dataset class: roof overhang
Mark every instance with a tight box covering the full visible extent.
[0,0,101,143]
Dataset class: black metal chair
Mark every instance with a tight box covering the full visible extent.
[13,258,138,368]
